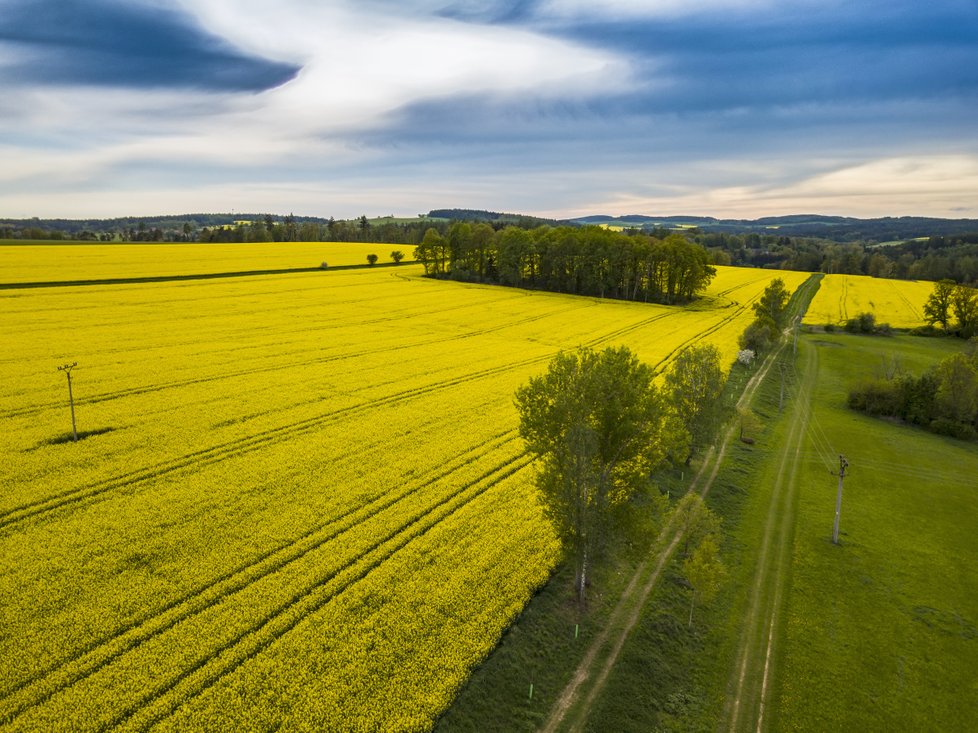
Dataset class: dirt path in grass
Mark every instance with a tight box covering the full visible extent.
[720,339,818,733]
[540,338,791,733]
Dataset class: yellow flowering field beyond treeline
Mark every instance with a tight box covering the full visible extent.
[0,241,412,283]
[803,273,933,328]
[0,262,807,731]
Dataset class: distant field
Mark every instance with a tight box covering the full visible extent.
[0,241,413,283]
[0,263,806,730]
[803,273,932,328]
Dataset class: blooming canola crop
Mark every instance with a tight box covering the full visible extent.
[803,273,932,328]
[0,257,808,730]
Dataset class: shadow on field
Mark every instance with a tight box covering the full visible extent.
[32,426,116,449]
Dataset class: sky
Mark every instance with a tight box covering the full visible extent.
[1,0,977,220]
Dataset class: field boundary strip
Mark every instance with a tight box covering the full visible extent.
[0,261,414,290]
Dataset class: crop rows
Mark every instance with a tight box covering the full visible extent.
[803,273,932,328]
[0,259,807,729]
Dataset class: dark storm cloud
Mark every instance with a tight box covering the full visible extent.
[0,0,300,91]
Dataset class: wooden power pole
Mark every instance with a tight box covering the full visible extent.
[832,454,849,544]
[58,362,79,442]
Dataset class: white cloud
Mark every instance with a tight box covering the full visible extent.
[572,155,978,219]
[0,0,631,194]
[534,0,778,20]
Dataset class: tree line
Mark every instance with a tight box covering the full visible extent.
[415,224,717,304]
[695,231,978,285]
[848,346,978,442]
[4,211,977,288]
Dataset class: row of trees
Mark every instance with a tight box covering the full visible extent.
[416,224,718,304]
[515,343,728,605]
[696,231,978,285]
[848,348,978,441]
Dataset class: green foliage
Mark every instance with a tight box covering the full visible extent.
[683,533,726,627]
[752,277,790,329]
[951,283,978,338]
[848,345,978,439]
[673,493,722,558]
[366,253,378,266]
[739,318,778,353]
[437,224,716,304]
[390,250,405,264]
[665,344,725,463]
[923,279,956,331]
[515,346,681,604]
[844,311,892,335]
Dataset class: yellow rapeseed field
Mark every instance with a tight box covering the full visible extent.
[0,241,411,283]
[803,273,933,328]
[0,256,808,731]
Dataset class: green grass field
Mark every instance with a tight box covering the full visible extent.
[772,332,978,731]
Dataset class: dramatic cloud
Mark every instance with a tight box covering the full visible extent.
[0,0,975,218]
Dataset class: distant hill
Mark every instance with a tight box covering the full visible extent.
[569,214,978,242]
[426,209,564,226]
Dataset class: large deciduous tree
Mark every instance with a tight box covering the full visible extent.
[515,346,682,605]
[923,279,956,332]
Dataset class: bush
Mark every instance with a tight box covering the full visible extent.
[824,322,836,332]
[844,312,876,334]
[739,319,777,353]
[930,418,978,441]
[848,378,902,416]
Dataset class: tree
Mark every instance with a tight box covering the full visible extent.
[683,533,726,627]
[934,353,978,426]
[923,279,956,332]
[283,213,297,242]
[752,278,790,329]
[390,250,405,264]
[414,228,446,275]
[299,221,321,242]
[739,318,777,353]
[952,284,978,338]
[673,492,721,557]
[665,344,725,464]
[515,346,680,605]
[366,253,378,266]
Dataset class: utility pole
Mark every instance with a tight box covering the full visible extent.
[58,362,79,442]
[832,454,849,544]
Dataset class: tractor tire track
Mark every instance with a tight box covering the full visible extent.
[103,455,535,733]
[721,337,816,733]
[0,431,519,719]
